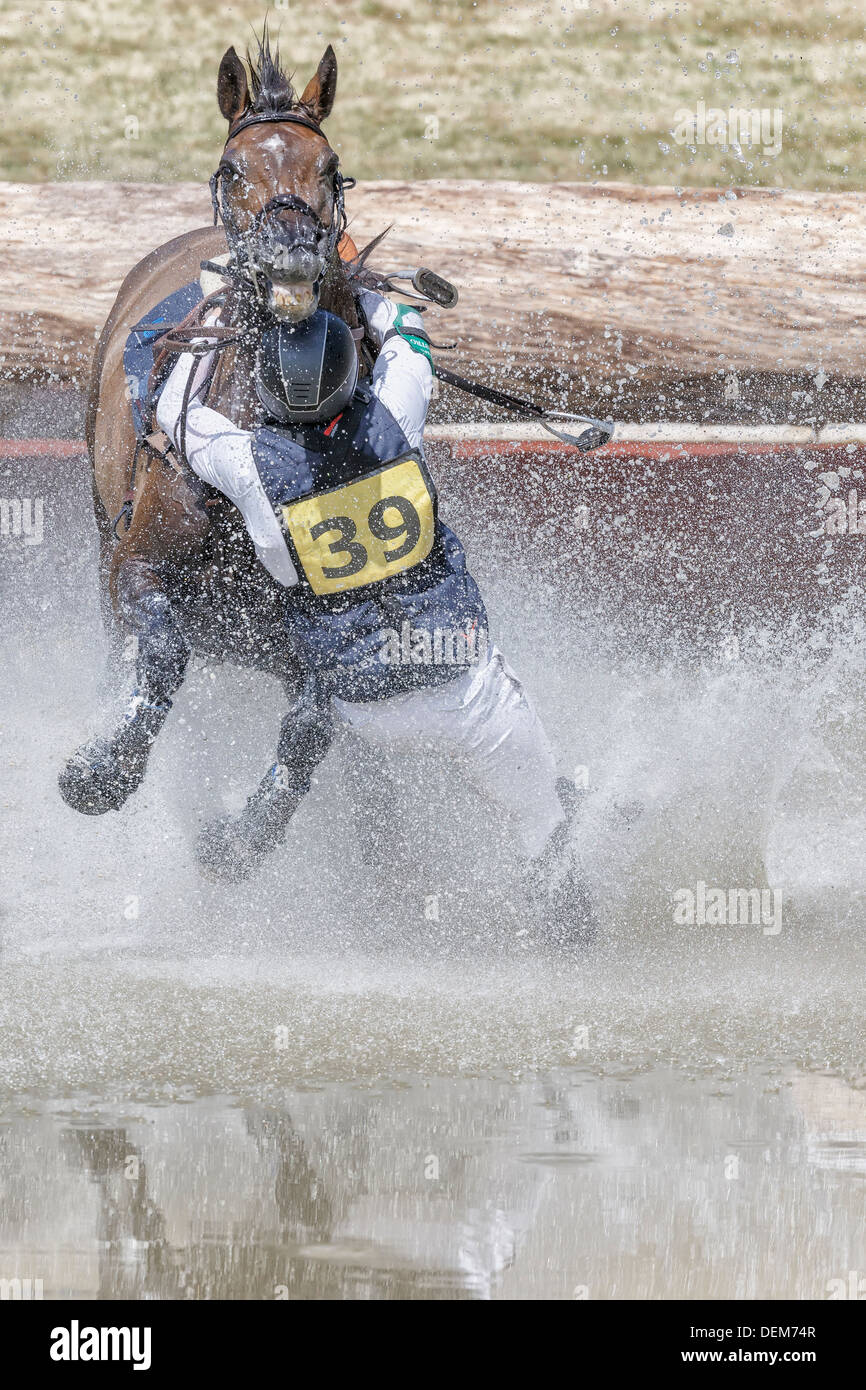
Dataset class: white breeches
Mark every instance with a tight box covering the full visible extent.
[332,645,564,860]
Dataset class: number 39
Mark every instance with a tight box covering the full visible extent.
[310,494,422,580]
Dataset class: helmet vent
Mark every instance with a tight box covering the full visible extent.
[288,382,317,405]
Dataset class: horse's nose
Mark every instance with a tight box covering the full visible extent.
[265,242,324,284]
[256,211,328,282]
[269,205,328,251]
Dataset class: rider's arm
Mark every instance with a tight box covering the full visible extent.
[358,290,433,450]
[156,353,298,588]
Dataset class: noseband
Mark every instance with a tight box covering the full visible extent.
[209,110,355,275]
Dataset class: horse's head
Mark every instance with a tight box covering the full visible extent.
[212,33,347,322]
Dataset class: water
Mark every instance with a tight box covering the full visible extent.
[2,1071,864,1300]
[0,450,864,1299]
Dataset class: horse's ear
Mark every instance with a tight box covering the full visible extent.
[299,45,338,123]
[217,46,250,125]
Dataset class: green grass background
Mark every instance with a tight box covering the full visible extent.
[1,0,864,187]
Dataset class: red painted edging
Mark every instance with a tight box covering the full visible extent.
[2,436,864,463]
[0,438,85,458]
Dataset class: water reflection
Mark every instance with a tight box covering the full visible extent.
[1,1068,863,1300]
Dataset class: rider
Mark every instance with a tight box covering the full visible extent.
[156,288,592,936]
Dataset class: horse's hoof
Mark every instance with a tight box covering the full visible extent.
[58,738,149,815]
[197,776,300,882]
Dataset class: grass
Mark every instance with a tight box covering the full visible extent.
[1,0,865,188]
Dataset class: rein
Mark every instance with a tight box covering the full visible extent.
[432,364,615,451]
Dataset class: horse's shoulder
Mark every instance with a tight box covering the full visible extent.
[104,228,228,343]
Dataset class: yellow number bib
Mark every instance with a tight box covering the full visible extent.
[282,454,436,597]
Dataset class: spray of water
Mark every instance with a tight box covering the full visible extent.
[1,448,864,1102]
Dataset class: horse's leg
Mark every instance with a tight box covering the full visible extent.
[198,682,400,883]
[90,464,125,654]
[59,467,207,815]
[197,675,334,881]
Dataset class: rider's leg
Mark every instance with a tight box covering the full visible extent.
[332,645,596,942]
[332,645,564,853]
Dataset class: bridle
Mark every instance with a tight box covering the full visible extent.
[155,112,358,475]
[209,109,355,282]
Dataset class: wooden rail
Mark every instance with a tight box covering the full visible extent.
[2,178,865,420]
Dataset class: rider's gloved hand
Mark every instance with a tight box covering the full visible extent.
[358,290,428,353]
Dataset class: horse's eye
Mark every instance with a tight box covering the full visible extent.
[322,158,339,180]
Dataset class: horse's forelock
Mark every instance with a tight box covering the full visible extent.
[247,23,296,116]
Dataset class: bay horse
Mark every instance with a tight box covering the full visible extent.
[60,34,381,841]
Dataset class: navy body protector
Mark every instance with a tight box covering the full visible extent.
[252,383,487,702]
[124,281,205,436]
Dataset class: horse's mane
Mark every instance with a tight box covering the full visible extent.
[246,23,296,117]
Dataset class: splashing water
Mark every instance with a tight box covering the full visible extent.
[0,444,864,1298]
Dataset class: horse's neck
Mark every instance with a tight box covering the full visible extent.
[207,257,363,428]
[321,257,360,328]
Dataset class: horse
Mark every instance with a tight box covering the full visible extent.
[60,32,383,841]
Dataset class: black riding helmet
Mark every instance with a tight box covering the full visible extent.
[255,310,359,425]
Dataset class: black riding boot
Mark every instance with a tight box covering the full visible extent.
[197,679,334,881]
[524,777,598,948]
[59,601,189,816]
